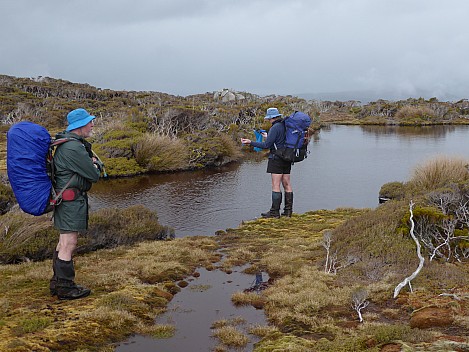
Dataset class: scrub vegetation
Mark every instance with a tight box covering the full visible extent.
[1,75,469,351]
[0,75,321,176]
[6,75,468,178]
[0,205,173,264]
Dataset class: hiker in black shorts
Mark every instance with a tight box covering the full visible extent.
[241,107,293,218]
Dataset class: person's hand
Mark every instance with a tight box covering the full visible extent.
[261,132,267,138]
[240,138,251,145]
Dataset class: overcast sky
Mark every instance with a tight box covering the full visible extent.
[1,0,468,100]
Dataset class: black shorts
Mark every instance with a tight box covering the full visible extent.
[267,156,291,174]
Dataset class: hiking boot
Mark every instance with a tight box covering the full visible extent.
[50,279,84,297]
[50,278,58,296]
[57,280,91,300]
[281,192,293,217]
[50,250,59,296]
[261,209,280,218]
[261,191,282,219]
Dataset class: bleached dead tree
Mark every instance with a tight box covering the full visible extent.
[420,188,469,262]
[351,288,369,323]
[322,231,333,273]
[394,201,425,298]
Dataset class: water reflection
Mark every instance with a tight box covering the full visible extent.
[89,125,469,237]
[360,124,457,139]
[116,266,266,352]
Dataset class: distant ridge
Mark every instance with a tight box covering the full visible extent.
[294,89,464,104]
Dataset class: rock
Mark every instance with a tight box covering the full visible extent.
[213,89,245,102]
[410,307,454,329]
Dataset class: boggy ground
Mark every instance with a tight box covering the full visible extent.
[0,206,468,352]
[216,205,469,351]
[0,236,220,352]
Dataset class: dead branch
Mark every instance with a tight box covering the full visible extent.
[394,200,425,298]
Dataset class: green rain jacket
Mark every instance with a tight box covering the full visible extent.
[53,131,100,232]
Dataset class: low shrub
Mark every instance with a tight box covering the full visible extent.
[79,205,174,253]
[0,205,174,264]
[0,183,15,214]
[395,105,436,123]
[186,131,243,169]
[379,181,406,201]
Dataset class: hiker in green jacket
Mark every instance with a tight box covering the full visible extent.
[50,108,103,300]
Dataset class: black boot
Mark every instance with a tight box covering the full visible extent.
[261,192,282,218]
[281,192,294,217]
[55,258,91,300]
[49,250,59,296]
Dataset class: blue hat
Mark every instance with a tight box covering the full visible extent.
[265,107,282,120]
[66,108,95,131]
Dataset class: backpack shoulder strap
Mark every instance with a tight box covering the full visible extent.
[49,137,78,205]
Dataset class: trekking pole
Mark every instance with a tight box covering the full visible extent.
[92,150,108,178]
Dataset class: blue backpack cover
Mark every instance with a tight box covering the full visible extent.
[7,122,53,216]
[273,111,312,163]
[284,111,312,149]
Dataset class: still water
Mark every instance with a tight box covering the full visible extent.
[89,125,469,237]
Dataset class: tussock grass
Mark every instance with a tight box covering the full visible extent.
[265,267,351,331]
[248,324,279,337]
[145,324,176,339]
[0,209,59,263]
[211,317,246,329]
[409,155,469,192]
[134,133,189,171]
[231,291,263,306]
[212,326,249,348]
[0,205,174,264]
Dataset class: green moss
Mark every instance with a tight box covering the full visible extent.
[16,316,53,334]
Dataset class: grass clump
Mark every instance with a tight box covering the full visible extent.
[0,210,59,263]
[146,324,176,339]
[409,155,469,192]
[212,326,249,348]
[134,133,188,172]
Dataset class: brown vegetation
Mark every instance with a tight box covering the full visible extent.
[0,205,173,264]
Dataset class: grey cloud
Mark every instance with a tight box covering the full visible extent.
[1,0,468,99]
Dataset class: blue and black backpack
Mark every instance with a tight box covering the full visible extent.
[274,111,312,163]
[7,122,74,216]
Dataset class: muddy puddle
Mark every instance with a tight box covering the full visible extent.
[115,266,268,351]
